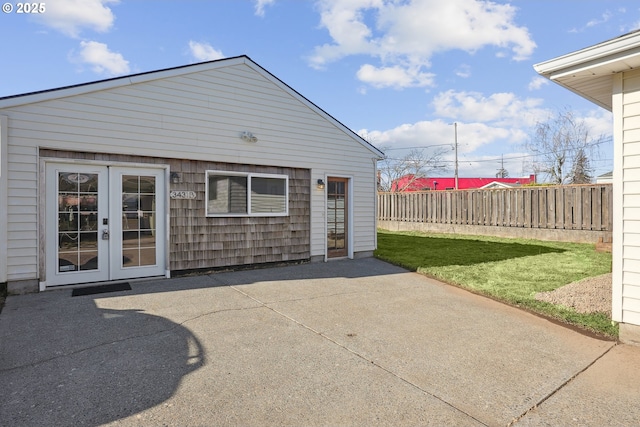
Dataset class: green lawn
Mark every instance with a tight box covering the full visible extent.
[374,229,616,338]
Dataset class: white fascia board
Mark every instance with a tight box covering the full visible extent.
[0,56,249,109]
[534,31,640,77]
[0,78,135,108]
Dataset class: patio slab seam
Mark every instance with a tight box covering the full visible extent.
[229,285,426,305]
[0,325,182,375]
[508,342,618,426]
[229,284,490,427]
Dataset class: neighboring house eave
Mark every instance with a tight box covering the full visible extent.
[480,181,518,189]
[0,55,383,159]
[533,30,640,76]
[534,30,640,111]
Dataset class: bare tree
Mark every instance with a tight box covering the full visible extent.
[525,109,603,185]
[377,147,448,192]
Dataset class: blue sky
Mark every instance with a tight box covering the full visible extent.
[1,0,638,179]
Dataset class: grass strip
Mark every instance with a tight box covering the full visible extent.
[374,229,617,338]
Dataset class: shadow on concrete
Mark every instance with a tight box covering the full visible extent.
[375,233,565,269]
[0,294,204,426]
[102,257,412,298]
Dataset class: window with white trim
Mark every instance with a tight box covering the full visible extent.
[206,171,288,216]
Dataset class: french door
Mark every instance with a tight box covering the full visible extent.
[327,177,349,258]
[45,163,166,287]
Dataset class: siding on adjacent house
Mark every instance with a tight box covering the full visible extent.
[0,58,379,282]
[616,68,640,324]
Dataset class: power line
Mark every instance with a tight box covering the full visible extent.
[382,137,613,164]
[383,143,463,151]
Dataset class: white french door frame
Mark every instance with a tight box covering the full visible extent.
[323,174,354,261]
[41,160,170,289]
[109,166,167,281]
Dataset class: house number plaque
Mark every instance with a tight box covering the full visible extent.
[170,190,197,200]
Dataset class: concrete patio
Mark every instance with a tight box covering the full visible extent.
[1,258,638,426]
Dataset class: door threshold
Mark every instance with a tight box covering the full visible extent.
[40,276,167,292]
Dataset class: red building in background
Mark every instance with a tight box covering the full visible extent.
[391,174,537,191]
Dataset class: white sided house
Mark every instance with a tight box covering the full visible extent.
[535,30,640,344]
[0,55,383,293]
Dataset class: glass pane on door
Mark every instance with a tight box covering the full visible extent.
[57,172,99,272]
[327,177,348,257]
[121,175,157,268]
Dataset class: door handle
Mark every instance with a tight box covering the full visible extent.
[102,229,110,240]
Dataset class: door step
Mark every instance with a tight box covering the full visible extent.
[71,282,131,297]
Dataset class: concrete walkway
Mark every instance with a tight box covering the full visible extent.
[1,258,639,426]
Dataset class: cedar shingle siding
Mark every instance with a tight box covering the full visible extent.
[41,150,311,272]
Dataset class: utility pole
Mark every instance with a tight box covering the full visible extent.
[496,154,508,178]
[453,122,459,190]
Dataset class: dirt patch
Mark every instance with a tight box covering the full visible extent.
[535,273,612,316]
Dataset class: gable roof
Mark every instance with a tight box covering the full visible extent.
[480,181,522,189]
[0,55,383,158]
[533,30,640,111]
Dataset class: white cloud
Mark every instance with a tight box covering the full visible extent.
[309,0,379,68]
[454,152,533,178]
[360,120,514,155]
[582,109,613,139]
[586,10,613,28]
[528,76,549,91]
[620,16,640,33]
[188,41,225,62]
[74,41,130,76]
[35,0,119,38]
[570,8,636,33]
[361,99,613,179]
[356,64,435,89]
[431,89,548,128]
[570,13,611,33]
[361,121,451,149]
[455,64,471,78]
[361,120,530,177]
[310,0,535,88]
[359,88,555,176]
[254,0,275,17]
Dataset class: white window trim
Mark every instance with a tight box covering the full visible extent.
[205,170,289,217]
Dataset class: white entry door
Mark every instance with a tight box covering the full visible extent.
[45,163,166,287]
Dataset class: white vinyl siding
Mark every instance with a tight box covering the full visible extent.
[616,68,640,324]
[6,142,38,280]
[0,116,7,283]
[0,58,380,282]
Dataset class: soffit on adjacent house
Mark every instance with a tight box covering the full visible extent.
[534,30,640,111]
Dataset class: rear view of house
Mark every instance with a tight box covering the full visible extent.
[0,55,383,293]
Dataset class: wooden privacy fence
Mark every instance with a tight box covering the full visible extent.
[378,184,612,232]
